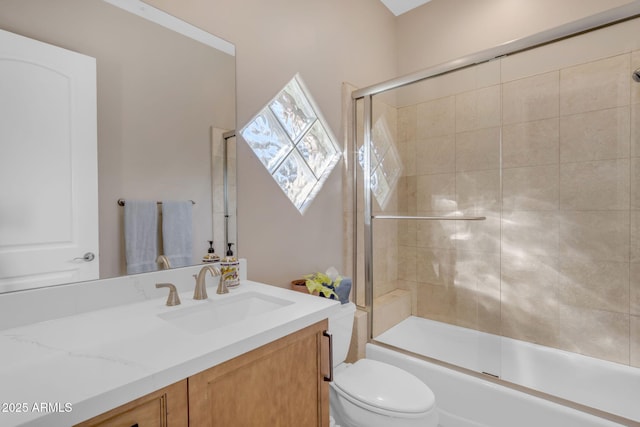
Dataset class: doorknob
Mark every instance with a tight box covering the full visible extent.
[74,252,95,262]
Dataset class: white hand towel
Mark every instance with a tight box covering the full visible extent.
[162,201,193,268]
[124,200,158,274]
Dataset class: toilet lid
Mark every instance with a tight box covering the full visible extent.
[333,359,435,415]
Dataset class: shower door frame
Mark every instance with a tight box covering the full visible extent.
[351,0,640,342]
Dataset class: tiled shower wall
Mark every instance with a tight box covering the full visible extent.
[369,21,640,367]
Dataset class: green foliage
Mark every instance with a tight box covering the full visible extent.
[303,272,342,299]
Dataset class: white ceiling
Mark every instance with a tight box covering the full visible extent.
[379,0,433,16]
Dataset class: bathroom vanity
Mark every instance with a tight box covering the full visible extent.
[0,264,338,427]
[75,321,328,427]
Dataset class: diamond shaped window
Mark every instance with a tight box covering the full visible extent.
[240,75,341,213]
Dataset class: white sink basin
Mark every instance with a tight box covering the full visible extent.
[158,292,294,334]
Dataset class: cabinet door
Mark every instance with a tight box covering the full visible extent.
[74,380,188,427]
[189,320,330,427]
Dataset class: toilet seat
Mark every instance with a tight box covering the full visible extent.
[332,359,435,418]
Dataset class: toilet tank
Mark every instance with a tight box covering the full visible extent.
[328,302,356,366]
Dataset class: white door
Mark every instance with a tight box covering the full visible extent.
[0,29,98,293]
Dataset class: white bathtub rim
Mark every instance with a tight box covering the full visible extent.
[367,342,637,427]
[374,316,640,423]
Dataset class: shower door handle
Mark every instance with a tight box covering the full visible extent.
[323,330,333,382]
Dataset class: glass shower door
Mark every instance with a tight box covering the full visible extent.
[357,59,503,377]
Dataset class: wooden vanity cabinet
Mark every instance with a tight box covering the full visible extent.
[74,380,188,427]
[75,320,330,427]
[188,319,330,427]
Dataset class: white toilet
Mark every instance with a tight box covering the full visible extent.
[328,302,439,427]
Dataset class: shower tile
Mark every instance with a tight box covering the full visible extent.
[556,304,629,365]
[560,54,630,116]
[373,247,397,297]
[455,250,500,294]
[456,214,501,255]
[416,173,456,213]
[631,263,640,316]
[397,176,417,214]
[397,279,419,316]
[502,164,559,212]
[632,211,640,264]
[417,283,455,324]
[502,71,559,125]
[557,259,630,314]
[559,159,630,211]
[397,245,417,283]
[559,211,630,263]
[477,289,501,336]
[455,251,500,334]
[455,127,501,172]
[372,289,412,336]
[452,286,479,331]
[502,211,560,258]
[416,135,455,175]
[632,158,640,209]
[373,219,395,248]
[632,315,640,368]
[502,118,559,169]
[416,247,456,287]
[416,215,456,249]
[560,106,630,162]
[456,169,501,213]
[632,51,640,105]
[397,105,416,144]
[501,264,560,348]
[500,253,559,344]
[501,254,559,295]
[398,219,417,247]
[632,103,640,157]
[398,137,416,178]
[455,85,501,132]
[416,96,455,139]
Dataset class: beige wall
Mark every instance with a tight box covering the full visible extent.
[145,0,399,287]
[396,0,635,75]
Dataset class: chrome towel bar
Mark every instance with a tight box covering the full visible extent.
[373,215,486,221]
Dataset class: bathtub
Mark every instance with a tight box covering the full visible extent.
[370,316,639,427]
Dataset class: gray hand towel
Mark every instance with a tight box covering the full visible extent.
[124,200,158,274]
[162,201,193,268]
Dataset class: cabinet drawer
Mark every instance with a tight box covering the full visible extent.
[74,380,187,427]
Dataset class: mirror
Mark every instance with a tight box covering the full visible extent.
[0,0,236,292]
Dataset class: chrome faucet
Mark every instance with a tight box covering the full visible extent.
[156,283,181,306]
[156,255,171,270]
[193,265,222,300]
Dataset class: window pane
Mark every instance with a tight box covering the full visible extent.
[273,150,317,211]
[269,78,316,142]
[357,114,402,209]
[372,165,391,208]
[381,146,402,182]
[240,108,293,173]
[239,74,341,214]
[296,121,338,178]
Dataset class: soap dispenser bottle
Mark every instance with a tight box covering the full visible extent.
[202,240,220,263]
[220,243,240,288]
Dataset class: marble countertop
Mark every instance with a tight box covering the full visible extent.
[0,280,339,427]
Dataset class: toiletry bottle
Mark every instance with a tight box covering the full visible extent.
[202,240,219,263]
[220,243,240,287]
